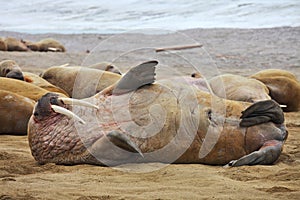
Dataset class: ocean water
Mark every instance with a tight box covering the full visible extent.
[1,0,300,34]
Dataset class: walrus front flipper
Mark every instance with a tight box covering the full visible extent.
[112,60,158,95]
[240,100,284,127]
[107,130,143,157]
[225,140,283,167]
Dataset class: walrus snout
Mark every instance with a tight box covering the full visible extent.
[106,65,122,75]
[6,70,24,81]
[33,93,60,120]
[33,93,99,124]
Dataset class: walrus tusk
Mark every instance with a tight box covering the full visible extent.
[48,47,59,52]
[58,63,70,67]
[51,105,86,124]
[58,97,99,110]
[280,105,287,108]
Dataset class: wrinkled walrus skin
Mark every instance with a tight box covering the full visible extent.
[28,61,288,167]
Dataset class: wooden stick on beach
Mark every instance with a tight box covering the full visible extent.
[155,44,203,52]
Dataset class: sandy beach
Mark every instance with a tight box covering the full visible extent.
[0,27,299,199]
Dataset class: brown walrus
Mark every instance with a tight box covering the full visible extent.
[0,60,24,80]
[28,61,287,167]
[41,65,121,98]
[0,90,35,135]
[87,62,122,75]
[4,37,29,51]
[22,38,66,52]
[0,77,67,101]
[251,69,298,81]
[251,69,300,112]
[23,72,69,97]
[209,74,271,103]
[0,38,7,51]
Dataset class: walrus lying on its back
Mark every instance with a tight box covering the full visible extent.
[28,61,287,167]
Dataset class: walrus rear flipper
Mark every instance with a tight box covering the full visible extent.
[112,60,158,95]
[107,131,143,157]
[240,100,284,127]
[225,140,283,167]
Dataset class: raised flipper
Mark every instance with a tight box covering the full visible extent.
[225,140,283,167]
[107,130,143,157]
[103,60,158,95]
[240,100,284,127]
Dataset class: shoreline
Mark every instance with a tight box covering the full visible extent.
[1,25,299,35]
[1,26,299,78]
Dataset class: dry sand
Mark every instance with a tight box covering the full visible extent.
[0,27,299,199]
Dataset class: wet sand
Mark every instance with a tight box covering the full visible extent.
[0,27,299,199]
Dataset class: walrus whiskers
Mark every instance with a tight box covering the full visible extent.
[58,97,99,109]
[50,105,86,124]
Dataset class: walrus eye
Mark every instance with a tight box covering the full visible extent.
[5,69,10,74]
[34,111,39,117]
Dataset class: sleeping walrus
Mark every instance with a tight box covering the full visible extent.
[0,90,35,135]
[251,69,300,112]
[209,74,271,103]
[0,60,24,80]
[41,65,121,98]
[0,77,67,101]
[28,61,287,167]
[21,38,66,52]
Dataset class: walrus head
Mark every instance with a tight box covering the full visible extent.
[29,92,143,165]
[0,60,24,81]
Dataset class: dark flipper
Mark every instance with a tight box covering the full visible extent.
[107,130,143,157]
[225,140,283,167]
[112,60,158,95]
[240,100,284,127]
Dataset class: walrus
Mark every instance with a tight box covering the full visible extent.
[0,90,35,135]
[251,69,300,112]
[23,72,69,97]
[22,38,66,52]
[88,62,122,75]
[0,77,67,101]
[251,69,298,81]
[0,38,7,51]
[28,61,287,167]
[41,65,121,98]
[4,37,29,51]
[0,60,24,80]
[209,74,271,103]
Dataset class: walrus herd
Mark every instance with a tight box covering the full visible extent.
[1,57,299,167]
[0,37,65,52]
